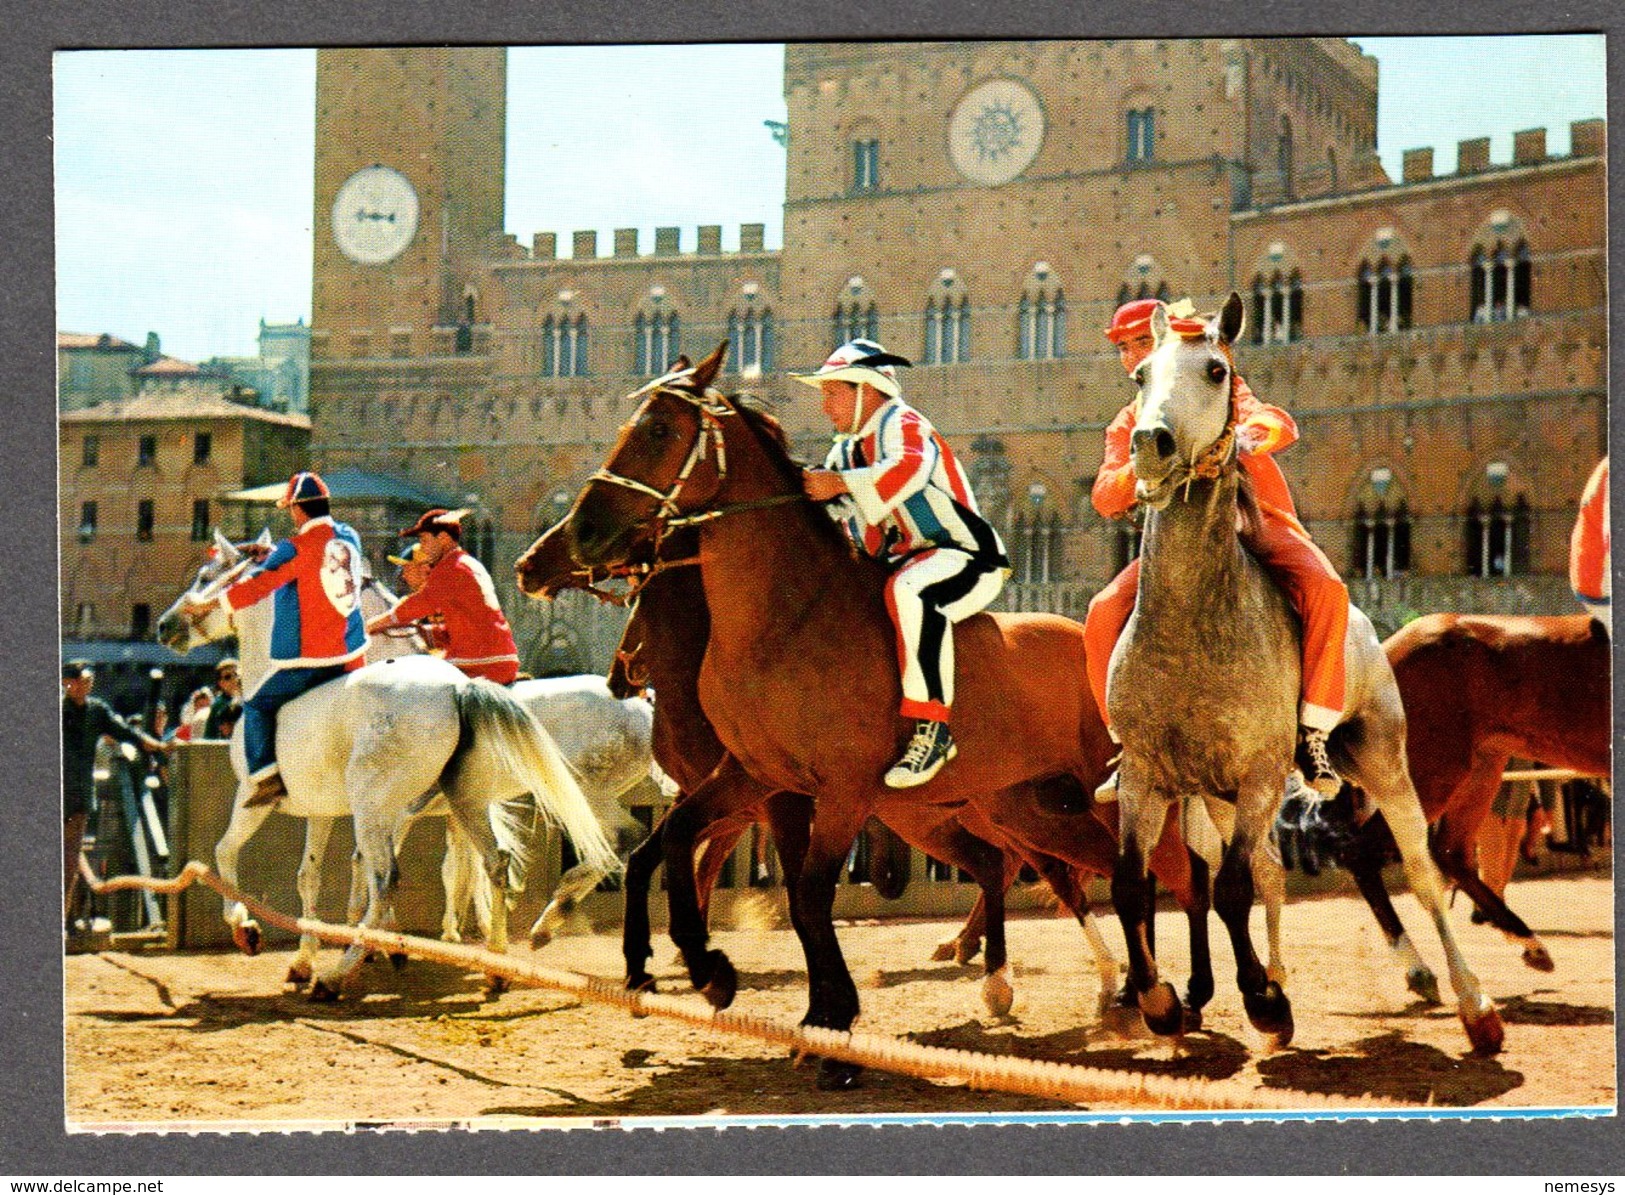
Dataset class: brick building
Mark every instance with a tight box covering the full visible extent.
[299,41,1605,669]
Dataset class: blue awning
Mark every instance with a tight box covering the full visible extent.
[61,640,231,668]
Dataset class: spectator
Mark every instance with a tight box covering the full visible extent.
[171,686,216,743]
[61,660,168,928]
[203,659,242,741]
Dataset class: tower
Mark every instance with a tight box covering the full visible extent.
[311,47,506,358]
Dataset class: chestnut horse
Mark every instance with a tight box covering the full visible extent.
[1336,612,1609,994]
[516,515,1187,1020]
[562,345,1218,1087]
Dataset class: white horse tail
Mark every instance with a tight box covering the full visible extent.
[446,680,621,881]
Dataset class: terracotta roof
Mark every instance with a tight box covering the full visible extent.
[131,355,203,377]
[57,331,141,352]
[59,390,311,430]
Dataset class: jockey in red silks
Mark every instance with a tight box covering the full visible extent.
[796,339,1010,788]
[185,470,368,808]
[365,507,520,684]
[1084,298,1350,796]
[1569,457,1610,638]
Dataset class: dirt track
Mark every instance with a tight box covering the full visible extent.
[65,871,1614,1128]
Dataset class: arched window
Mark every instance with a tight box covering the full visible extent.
[1351,501,1412,578]
[852,137,880,192]
[727,297,775,375]
[832,302,878,348]
[922,274,971,365]
[541,312,589,377]
[1250,271,1303,343]
[1018,267,1066,361]
[1358,256,1414,334]
[1465,496,1524,577]
[1012,511,1063,584]
[1126,106,1155,162]
[634,307,680,375]
[1471,233,1532,323]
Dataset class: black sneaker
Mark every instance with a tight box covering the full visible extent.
[885,721,957,788]
[1296,726,1342,798]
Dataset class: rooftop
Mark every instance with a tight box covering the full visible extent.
[58,331,141,352]
[59,390,310,429]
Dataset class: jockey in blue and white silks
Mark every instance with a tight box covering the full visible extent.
[191,471,367,806]
[796,339,1009,788]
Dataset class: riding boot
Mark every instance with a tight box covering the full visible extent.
[1296,726,1342,799]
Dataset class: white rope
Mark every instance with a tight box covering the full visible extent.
[87,862,1392,1113]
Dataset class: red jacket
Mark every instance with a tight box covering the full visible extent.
[1570,458,1610,603]
[221,517,368,675]
[1092,377,1299,520]
[382,547,519,672]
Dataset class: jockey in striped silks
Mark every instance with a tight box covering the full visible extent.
[795,339,1010,788]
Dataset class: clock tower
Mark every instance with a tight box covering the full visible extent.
[312,47,506,358]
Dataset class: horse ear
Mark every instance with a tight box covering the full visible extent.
[1219,291,1245,345]
[690,341,729,392]
[212,529,240,562]
[1150,302,1171,346]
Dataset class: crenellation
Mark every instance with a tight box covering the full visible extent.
[613,228,638,257]
[1457,136,1491,174]
[1402,148,1433,183]
[1512,128,1547,166]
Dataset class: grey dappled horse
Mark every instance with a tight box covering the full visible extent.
[1105,295,1503,1055]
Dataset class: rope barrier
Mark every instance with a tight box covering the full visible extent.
[86,862,1392,1114]
[1498,768,1599,784]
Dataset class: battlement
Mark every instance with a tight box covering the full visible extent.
[523,222,771,262]
[1399,118,1604,184]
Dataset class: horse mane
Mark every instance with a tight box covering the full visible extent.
[1235,466,1263,541]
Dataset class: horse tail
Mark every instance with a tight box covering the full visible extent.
[449,680,621,881]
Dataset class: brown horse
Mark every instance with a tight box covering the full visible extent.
[562,344,1208,1087]
[516,514,1191,1020]
[1330,612,1610,994]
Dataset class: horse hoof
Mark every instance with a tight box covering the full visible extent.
[530,927,552,951]
[308,978,343,1003]
[441,929,463,945]
[1243,982,1295,1047]
[1522,942,1556,973]
[1463,1003,1506,1056]
[1181,1005,1204,1034]
[982,966,1015,1018]
[1138,981,1185,1038]
[954,939,982,966]
[232,924,262,957]
[1114,979,1139,1010]
[627,974,657,1018]
[484,974,509,997]
[285,963,312,986]
[698,951,738,1011]
[929,939,958,963]
[1406,969,1443,1006]
[815,1059,863,1092]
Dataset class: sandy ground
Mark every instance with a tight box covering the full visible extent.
[65,871,1614,1128]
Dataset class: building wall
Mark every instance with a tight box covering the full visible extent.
[303,41,1608,670]
[57,342,143,412]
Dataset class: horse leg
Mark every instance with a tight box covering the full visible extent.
[660,757,767,1008]
[1166,799,1215,1029]
[784,793,870,1090]
[1377,789,1504,1054]
[1435,793,1554,972]
[1253,837,1288,987]
[694,818,753,924]
[935,891,987,964]
[924,824,1013,1016]
[620,816,665,992]
[529,861,600,951]
[1111,774,1183,1038]
[214,798,278,957]
[1214,781,1293,1050]
[287,816,337,985]
[1340,812,1440,1003]
[441,816,485,944]
[314,817,398,1000]
[1030,853,1119,1014]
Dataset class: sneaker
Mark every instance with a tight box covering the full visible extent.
[884,721,957,789]
[1296,726,1342,798]
[245,771,288,808]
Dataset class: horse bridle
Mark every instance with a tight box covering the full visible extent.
[588,379,802,541]
[1150,329,1240,500]
[178,553,256,637]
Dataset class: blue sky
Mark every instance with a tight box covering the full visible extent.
[54,37,1605,363]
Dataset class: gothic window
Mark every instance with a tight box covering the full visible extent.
[1358,256,1414,334]
[542,313,589,377]
[1250,271,1303,343]
[1012,512,1063,584]
[634,309,680,375]
[1471,238,1532,323]
[1125,107,1155,162]
[922,295,970,365]
[1018,288,1066,360]
[1351,501,1412,578]
[1465,496,1527,577]
[832,301,878,348]
[728,306,775,374]
[852,138,880,191]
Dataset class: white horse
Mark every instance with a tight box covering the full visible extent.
[356,569,655,948]
[156,530,619,998]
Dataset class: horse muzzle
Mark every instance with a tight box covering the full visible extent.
[155,611,188,651]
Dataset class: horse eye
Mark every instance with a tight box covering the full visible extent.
[1207,361,1228,384]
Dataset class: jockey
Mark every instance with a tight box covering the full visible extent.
[795,339,1010,788]
[186,471,367,807]
[1569,457,1610,637]
[365,508,520,684]
[1085,298,1350,796]
[384,542,450,654]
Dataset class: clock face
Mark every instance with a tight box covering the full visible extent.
[331,165,420,265]
[948,79,1045,186]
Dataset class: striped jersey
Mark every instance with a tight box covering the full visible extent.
[823,397,1008,565]
[1570,458,1610,604]
[221,516,368,676]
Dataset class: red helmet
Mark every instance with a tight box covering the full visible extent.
[1104,298,1162,345]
